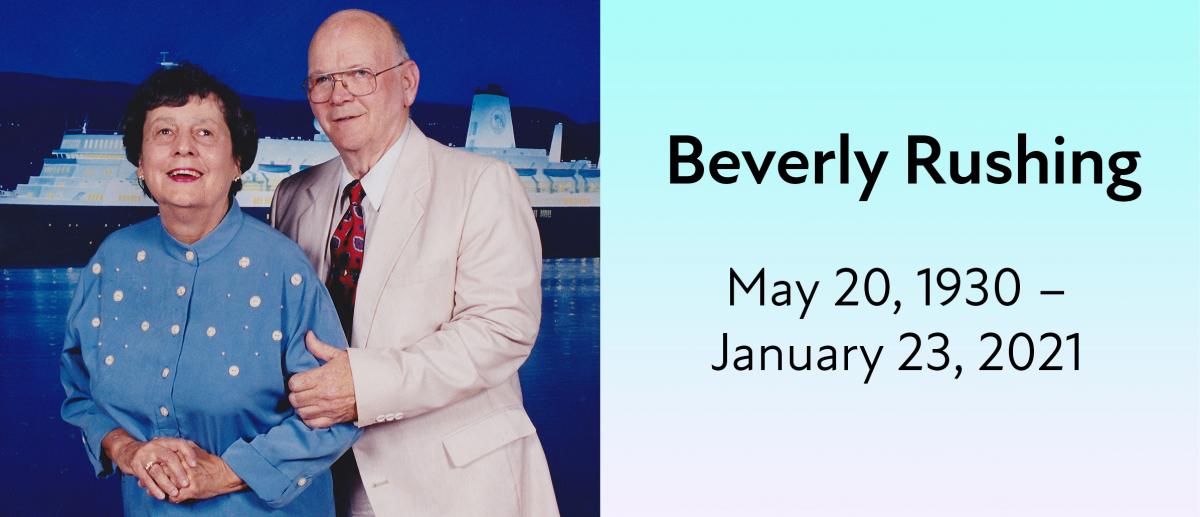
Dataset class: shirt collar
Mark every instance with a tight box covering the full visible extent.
[158,199,244,264]
[337,120,412,212]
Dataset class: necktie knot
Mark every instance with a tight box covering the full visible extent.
[345,179,365,207]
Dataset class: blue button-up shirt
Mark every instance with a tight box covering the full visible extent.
[60,202,361,516]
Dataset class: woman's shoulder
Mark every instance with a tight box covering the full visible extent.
[237,215,316,268]
[92,217,162,258]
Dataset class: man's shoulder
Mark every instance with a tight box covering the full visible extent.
[273,156,339,226]
[277,157,340,197]
[422,135,516,187]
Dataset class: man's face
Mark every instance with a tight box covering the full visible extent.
[307,26,410,156]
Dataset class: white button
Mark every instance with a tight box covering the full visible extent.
[375,415,385,423]
[207,326,217,337]
[91,263,102,275]
[185,250,195,261]
[112,290,124,302]
[159,406,169,417]
[249,295,261,308]
[104,355,114,366]
[170,324,180,336]
[272,330,283,341]
[228,365,240,377]
[91,317,101,328]
[290,274,302,286]
[297,478,308,487]
[239,256,251,268]
[136,250,146,262]
[161,367,170,378]
[176,286,186,297]
[141,321,150,332]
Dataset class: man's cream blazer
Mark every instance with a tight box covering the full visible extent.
[271,123,559,516]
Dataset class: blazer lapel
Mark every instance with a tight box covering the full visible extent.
[353,124,433,347]
[298,161,341,283]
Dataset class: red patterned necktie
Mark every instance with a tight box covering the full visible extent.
[328,179,365,334]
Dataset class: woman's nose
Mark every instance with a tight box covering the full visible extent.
[172,133,196,155]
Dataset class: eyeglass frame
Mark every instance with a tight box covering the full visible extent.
[303,60,408,103]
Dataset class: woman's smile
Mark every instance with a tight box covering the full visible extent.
[167,167,204,183]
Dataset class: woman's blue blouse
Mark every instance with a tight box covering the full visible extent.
[60,203,361,516]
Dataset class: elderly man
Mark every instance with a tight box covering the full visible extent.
[270,9,558,517]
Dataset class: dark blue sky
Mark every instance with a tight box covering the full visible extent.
[0,0,598,122]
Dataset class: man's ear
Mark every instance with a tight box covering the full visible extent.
[401,61,420,108]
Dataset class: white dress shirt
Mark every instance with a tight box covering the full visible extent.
[326,122,413,253]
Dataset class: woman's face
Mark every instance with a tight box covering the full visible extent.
[139,95,241,212]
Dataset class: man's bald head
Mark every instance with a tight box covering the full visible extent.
[310,9,409,63]
[306,8,420,176]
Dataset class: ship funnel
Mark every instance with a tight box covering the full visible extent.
[465,84,515,149]
[549,123,563,163]
[158,51,179,69]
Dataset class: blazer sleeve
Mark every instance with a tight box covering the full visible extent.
[221,264,362,508]
[347,162,543,425]
[60,251,123,478]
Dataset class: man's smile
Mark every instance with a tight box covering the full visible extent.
[332,113,364,123]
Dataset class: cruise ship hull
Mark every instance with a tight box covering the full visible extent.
[0,204,597,267]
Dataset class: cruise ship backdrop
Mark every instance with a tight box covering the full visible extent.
[0,73,598,266]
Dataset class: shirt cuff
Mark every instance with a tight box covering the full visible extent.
[222,439,310,509]
[82,416,121,478]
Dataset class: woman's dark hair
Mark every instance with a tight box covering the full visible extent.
[122,63,258,201]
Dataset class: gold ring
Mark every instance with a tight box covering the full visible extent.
[144,460,159,471]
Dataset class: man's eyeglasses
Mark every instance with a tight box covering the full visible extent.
[303,61,407,103]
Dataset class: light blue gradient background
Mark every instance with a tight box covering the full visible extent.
[602,1,1198,515]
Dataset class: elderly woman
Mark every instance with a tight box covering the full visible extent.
[59,63,359,515]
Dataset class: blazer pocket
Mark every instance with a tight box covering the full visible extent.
[442,406,537,468]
